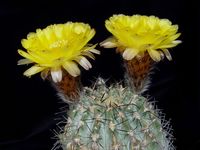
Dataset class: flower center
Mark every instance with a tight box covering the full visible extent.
[49,40,68,49]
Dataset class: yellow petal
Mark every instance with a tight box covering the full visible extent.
[44,26,56,43]
[36,29,49,48]
[53,24,64,39]
[21,39,29,49]
[23,65,45,77]
[147,49,161,62]
[122,48,139,60]
[170,33,181,41]
[18,49,36,62]
[62,61,80,77]
[21,32,36,49]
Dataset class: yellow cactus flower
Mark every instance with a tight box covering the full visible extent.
[101,14,181,61]
[18,22,100,82]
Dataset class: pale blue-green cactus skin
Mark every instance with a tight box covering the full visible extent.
[57,79,174,150]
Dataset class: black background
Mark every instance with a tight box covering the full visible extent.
[0,0,199,150]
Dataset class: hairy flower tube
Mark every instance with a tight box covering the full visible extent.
[101,14,181,61]
[18,22,100,82]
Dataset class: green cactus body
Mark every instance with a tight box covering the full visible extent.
[58,80,174,150]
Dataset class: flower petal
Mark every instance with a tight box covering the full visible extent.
[100,37,118,48]
[23,65,45,77]
[40,69,50,80]
[18,49,36,62]
[172,40,182,44]
[51,68,62,83]
[62,61,80,77]
[89,49,101,55]
[78,57,92,70]
[18,59,33,65]
[159,51,165,60]
[122,48,139,60]
[147,49,161,62]
[162,49,172,61]
[82,51,95,60]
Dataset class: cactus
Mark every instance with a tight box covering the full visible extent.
[57,79,174,150]
[17,15,181,150]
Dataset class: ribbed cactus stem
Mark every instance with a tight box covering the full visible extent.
[56,78,174,150]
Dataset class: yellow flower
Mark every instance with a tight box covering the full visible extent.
[100,14,181,61]
[18,22,100,82]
